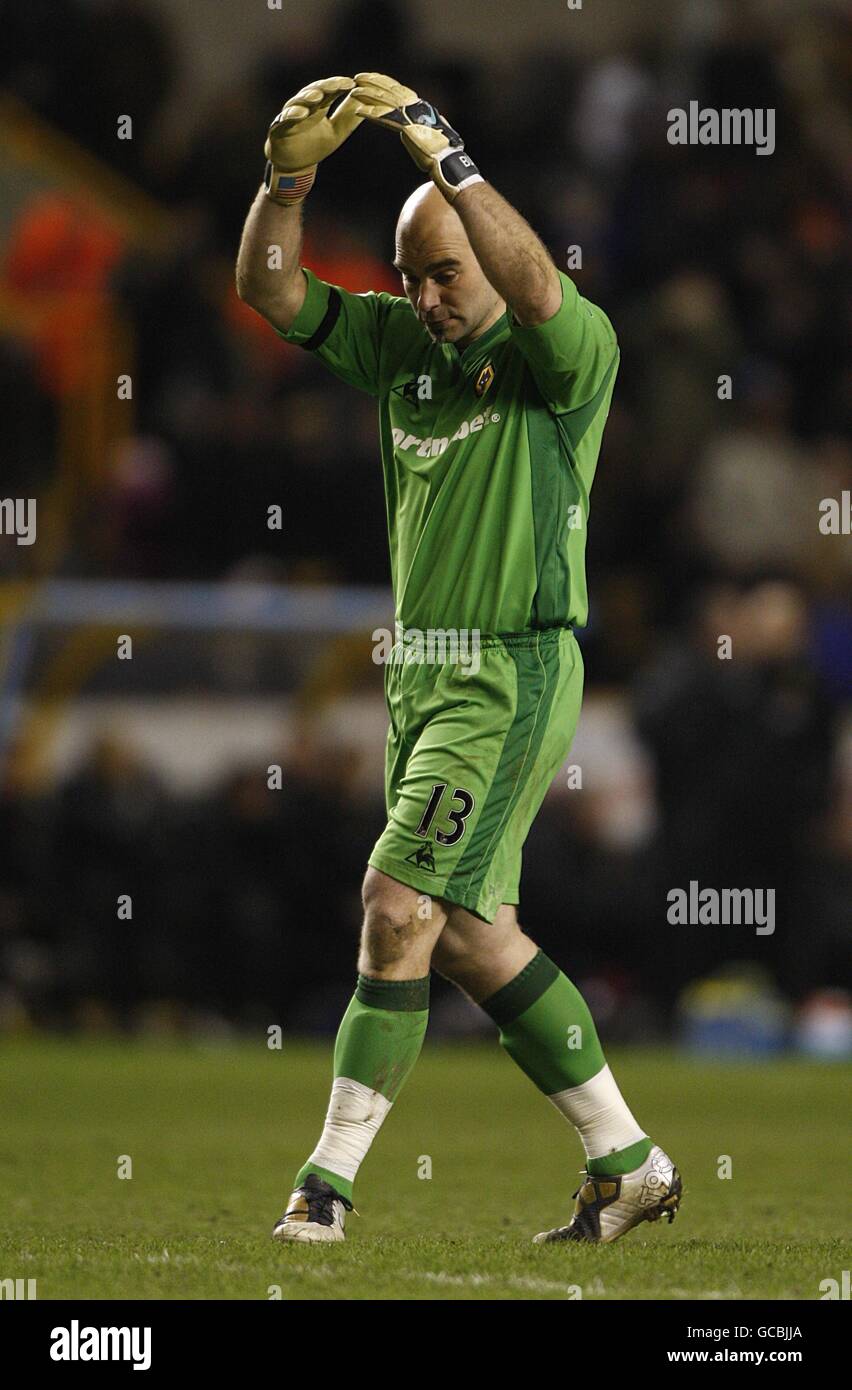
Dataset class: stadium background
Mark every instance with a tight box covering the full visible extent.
[0,0,849,1053]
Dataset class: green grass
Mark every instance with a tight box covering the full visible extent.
[1,1038,849,1300]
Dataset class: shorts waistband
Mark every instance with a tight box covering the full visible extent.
[386,624,574,663]
[479,626,573,650]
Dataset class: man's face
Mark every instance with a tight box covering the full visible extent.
[393,205,503,349]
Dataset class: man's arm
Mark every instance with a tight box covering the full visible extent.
[346,75,617,410]
[237,186,397,399]
[235,76,364,331]
[346,73,562,325]
[451,181,561,327]
[235,186,307,332]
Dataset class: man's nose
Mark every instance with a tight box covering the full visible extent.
[417,280,441,316]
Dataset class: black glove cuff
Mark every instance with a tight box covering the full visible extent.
[438,147,483,194]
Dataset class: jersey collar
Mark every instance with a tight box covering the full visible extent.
[448,311,509,376]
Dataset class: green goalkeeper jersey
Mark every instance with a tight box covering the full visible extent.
[278,266,618,636]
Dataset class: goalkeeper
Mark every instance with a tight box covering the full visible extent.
[236,74,682,1246]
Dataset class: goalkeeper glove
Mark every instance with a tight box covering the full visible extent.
[350,72,484,201]
[264,76,363,205]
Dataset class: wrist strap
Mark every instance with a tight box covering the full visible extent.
[264,161,316,205]
[437,148,483,196]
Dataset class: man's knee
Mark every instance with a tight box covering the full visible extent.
[430,925,469,982]
[359,868,444,974]
[432,907,538,1001]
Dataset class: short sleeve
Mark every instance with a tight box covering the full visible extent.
[275,267,402,397]
[509,271,619,430]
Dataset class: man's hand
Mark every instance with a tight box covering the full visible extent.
[350,71,484,201]
[264,76,363,204]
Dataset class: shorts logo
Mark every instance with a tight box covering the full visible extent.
[405,841,437,873]
[474,362,494,398]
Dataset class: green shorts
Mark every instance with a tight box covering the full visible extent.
[368,627,584,923]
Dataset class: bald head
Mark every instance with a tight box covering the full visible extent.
[392,182,504,348]
[396,182,461,248]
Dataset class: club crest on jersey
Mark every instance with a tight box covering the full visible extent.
[474,362,495,398]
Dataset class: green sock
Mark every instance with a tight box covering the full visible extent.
[585,1138,653,1177]
[293,974,430,1202]
[481,950,651,1175]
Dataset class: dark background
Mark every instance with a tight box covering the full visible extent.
[0,0,849,1043]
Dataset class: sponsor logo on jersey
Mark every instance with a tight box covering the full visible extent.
[390,408,502,459]
[474,362,495,398]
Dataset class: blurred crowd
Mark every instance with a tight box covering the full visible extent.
[0,0,849,1033]
[0,588,848,1034]
[0,575,847,1035]
[0,733,369,1033]
[3,0,850,598]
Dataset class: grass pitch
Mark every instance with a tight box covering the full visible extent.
[1,1038,849,1300]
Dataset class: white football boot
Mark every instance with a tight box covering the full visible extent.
[533,1144,683,1245]
[272,1173,353,1244]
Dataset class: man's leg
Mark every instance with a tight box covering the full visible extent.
[274,869,446,1239]
[431,903,651,1176]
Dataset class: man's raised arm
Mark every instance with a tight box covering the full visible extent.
[348,72,562,327]
[236,193,306,333]
[449,182,561,327]
[235,76,363,333]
